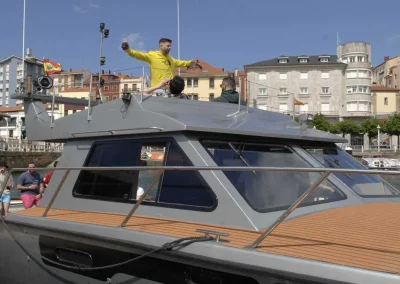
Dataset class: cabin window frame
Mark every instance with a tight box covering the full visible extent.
[200,138,347,213]
[72,137,218,212]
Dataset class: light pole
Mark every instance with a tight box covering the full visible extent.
[177,0,181,75]
[19,0,26,94]
[98,23,110,102]
[377,125,381,152]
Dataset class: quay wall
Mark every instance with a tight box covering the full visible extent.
[0,151,61,168]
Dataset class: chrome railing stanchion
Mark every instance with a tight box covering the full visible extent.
[42,169,71,217]
[120,170,164,227]
[247,171,332,249]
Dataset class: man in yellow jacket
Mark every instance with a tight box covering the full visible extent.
[121,38,200,95]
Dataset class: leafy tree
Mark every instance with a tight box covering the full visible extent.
[329,123,342,135]
[335,120,361,137]
[383,112,400,148]
[309,113,331,132]
[360,118,382,142]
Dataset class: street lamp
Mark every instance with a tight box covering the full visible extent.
[377,125,381,152]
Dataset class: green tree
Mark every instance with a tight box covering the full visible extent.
[335,120,361,137]
[309,113,331,132]
[382,112,400,148]
[360,118,382,142]
[329,123,342,135]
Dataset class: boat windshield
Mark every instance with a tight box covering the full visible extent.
[304,146,400,197]
[201,140,346,212]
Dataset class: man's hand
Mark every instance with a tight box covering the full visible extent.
[160,78,171,85]
[188,59,202,70]
[29,184,38,190]
[35,194,42,200]
[121,41,130,51]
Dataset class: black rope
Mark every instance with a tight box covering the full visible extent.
[40,235,214,271]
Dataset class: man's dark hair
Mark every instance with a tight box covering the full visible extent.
[169,76,185,95]
[222,77,236,90]
[159,38,172,44]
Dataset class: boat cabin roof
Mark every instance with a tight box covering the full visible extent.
[14,93,346,143]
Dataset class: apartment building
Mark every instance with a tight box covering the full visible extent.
[120,75,143,93]
[50,69,91,94]
[244,54,347,120]
[83,71,121,102]
[0,49,44,107]
[174,59,234,101]
[371,85,400,118]
[244,42,372,121]
[337,42,373,119]
[385,64,400,89]
[372,56,400,86]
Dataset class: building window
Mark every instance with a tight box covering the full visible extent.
[322,87,329,94]
[209,93,214,101]
[112,95,117,100]
[258,73,267,80]
[113,86,117,91]
[104,86,109,91]
[279,73,287,80]
[346,71,357,78]
[193,79,198,87]
[258,88,267,96]
[299,58,308,63]
[193,94,199,100]
[321,72,329,79]
[358,86,369,93]
[73,139,216,210]
[132,84,137,91]
[300,72,308,79]
[299,103,308,112]
[347,86,358,94]
[279,103,288,113]
[300,87,308,94]
[320,57,329,63]
[357,56,365,63]
[384,97,388,105]
[346,101,370,112]
[349,57,356,63]
[321,103,330,113]
[209,78,215,88]
[279,88,287,95]
[279,59,287,64]
[187,79,192,87]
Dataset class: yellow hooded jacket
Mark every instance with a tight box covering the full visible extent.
[126,49,192,87]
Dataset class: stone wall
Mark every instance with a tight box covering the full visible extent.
[0,151,61,168]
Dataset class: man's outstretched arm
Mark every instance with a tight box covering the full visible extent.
[174,58,202,69]
[144,78,171,94]
[121,42,151,63]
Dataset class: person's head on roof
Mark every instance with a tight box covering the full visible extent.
[169,76,185,95]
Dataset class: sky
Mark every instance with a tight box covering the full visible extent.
[1,0,400,77]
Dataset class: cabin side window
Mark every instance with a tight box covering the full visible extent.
[201,140,346,213]
[73,138,216,210]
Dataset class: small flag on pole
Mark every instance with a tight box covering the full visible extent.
[43,59,62,76]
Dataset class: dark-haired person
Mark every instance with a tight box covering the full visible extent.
[121,38,200,96]
[213,77,246,105]
[144,76,190,99]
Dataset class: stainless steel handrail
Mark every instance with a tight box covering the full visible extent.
[6,165,400,247]
[7,166,400,175]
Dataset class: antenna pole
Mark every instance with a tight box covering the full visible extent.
[20,0,26,92]
[177,0,180,75]
[337,32,339,46]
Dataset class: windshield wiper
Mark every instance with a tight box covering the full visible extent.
[228,142,256,174]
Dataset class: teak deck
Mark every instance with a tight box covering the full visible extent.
[12,203,400,275]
